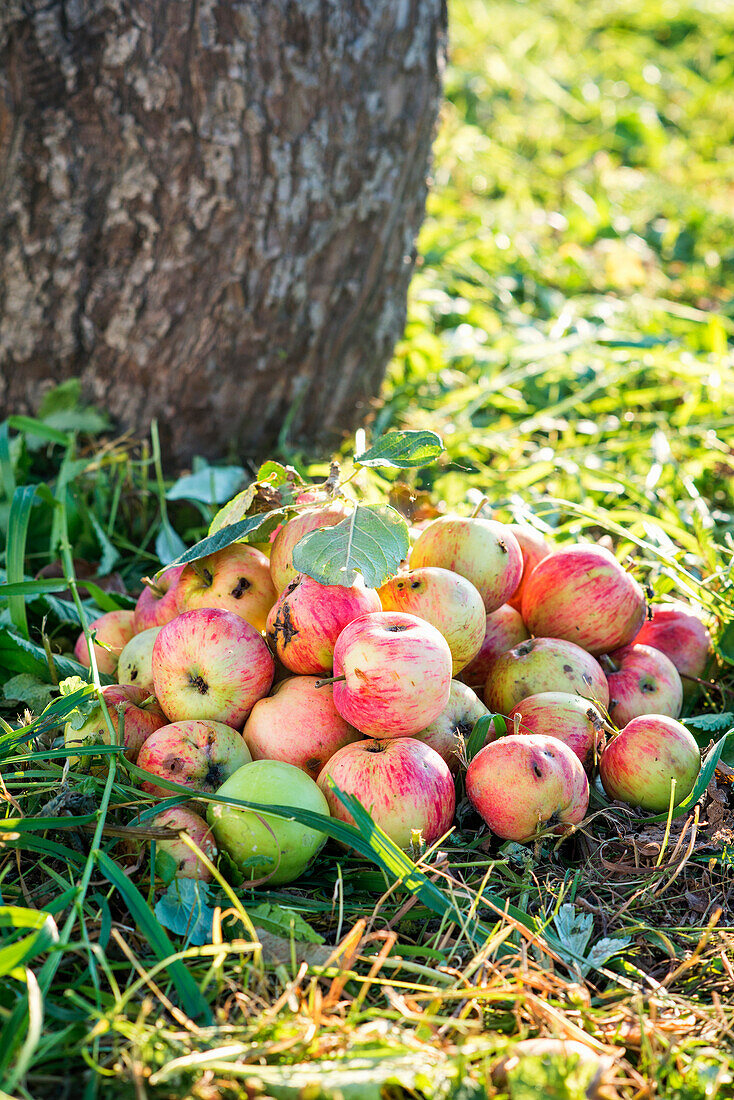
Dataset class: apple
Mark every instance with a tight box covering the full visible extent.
[117,626,162,695]
[148,807,218,882]
[269,502,351,593]
[332,612,452,737]
[409,516,523,612]
[377,567,485,675]
[74,609,136,676]
[175,544,276,633]
[134,565,186,632]
[243,676,363,779]
[466,734,589,842]
[413,680,490,771]
[520,545,646,655]
[599,715,700,812]
[64,684,166,766]
[604,644,683,727]
[136,719,252,797]
[485,638,610,714]
[506,692,607,773]
[458,604,530,697]
[266,574,382,675]
[506,525,552,612]
[208,760,330,886]
[634,601,712,693]
[152,608,274,726]
[317,738,455,849]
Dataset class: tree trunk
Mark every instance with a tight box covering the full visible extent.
[0,0,446,465]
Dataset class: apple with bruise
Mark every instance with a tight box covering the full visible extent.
[599,715,700,812]
[485,637,609,714]
[64,684,166,766]
[409,516,523,613]
[136,719,252,797]
[74,609,136,676]
[604,644,683,727]
[507,691,607,773]
[175,544,276,632]
[413,680,490,771]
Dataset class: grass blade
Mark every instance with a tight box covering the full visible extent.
[6,485,38,638]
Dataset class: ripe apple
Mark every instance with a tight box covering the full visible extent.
[506,525,552,612]
[506,692,607,773]
[136,719,252,797]
[243,676,363,779]
[466,734,589,842]
[148,807,218,882]
[458,604,530,697]
[634,601,712,693]
[64,684,166,766]
[485,638,610,714]
[409,516,523,612]
[117,626,162,695]
[520,545,646,655]
[133,565,186,632]
[604,643,683,727]
[74,609,136,676]
[266,574,381,675]
[332,612,452,737]
[413,680,490,771]
[175,544,276,632]
[207,759,330,886]
[269,502,351,593]
[599,715,700,812]
[152,608,274,726]
[317,738,455,849]
[377,567,485,675]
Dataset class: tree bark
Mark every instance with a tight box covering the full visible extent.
[0,0,446,465]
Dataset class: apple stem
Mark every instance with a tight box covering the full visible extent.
[470,496,490,519]
[598,653,618,675]
[314,674,347,688]
[141,576,164,598]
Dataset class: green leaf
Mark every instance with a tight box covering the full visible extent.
[717,621,734,665]
[355,430,444,469]
[6,416,72,447]
[291,504,409,587]
[6,485,38,638]
[155,879,216,946]
[155,519,187,566]
[246,902,324,944]
[465,713,502,762]
[2,674,56,713]
[0,579,71,598]
[163,511,287,572]
[0,907,59,979]
[685,712,734,733]
[0,628,88,685]
[87,510,120,574]
[167,465,247,505]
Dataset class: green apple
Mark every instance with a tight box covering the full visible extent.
[208,760,330,886]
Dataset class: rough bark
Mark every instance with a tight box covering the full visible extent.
[0,0,446,464]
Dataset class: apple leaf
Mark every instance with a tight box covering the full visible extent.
[154,878,216,945]
[155,518,187,565]
[162,510,287,573]
[246,902,324,944]
[354,430,444,469]
[292,504,409,588]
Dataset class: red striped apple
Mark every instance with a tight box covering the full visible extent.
[317,738,455,849]
[507,691,607,773]
[409,516,523,612]
[634,602,711,694]
[117,626,162,695]
[413,680,490,771]
[332,612,452,737]
[134,565,186,632]
[506,525,551,612]
[152,608,274,725]
[466,734,589,841]
[604,643,682,727]
[74,609,136,676]
[148,807,218,882]
[176,544,276,632]
[136,719,252,797]
[64,684,166,766]
[599,715,700,812]
[269,502,351,592]
[266,574,381,675]
[458,604,530,697]
[377,567,485,675]
[485,637,609,714]
[243,676,363,779]
[521,545,646,655]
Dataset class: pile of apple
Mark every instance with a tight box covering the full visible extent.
[67,500,711,887]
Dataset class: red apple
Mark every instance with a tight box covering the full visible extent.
[485,638,610,714]
[604,644,683,727]
[136,719,252,797]
[458,604,530,697]
[599,715,700,812]
[152,608,274,726]
[466,734,589,842]
[377,567,485,675]
[634,601,712,693]
[332,612,452,738]
[243,676,363,779]
[266,574,381,675]
[413,680,490,771]
[269,502,351,593]
[64,684,166,765]
[506,691,607,773]
[176,544,276,632]
[134,565,186,632]
[506,525,552,612]
[74,609,136,676]
[409,516,523,612]
[317,738,455,849]
[117,626,162,695]
[521,545,646,656]
[148,807,218,882]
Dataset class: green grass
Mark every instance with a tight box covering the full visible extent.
[2,1,734,1096]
